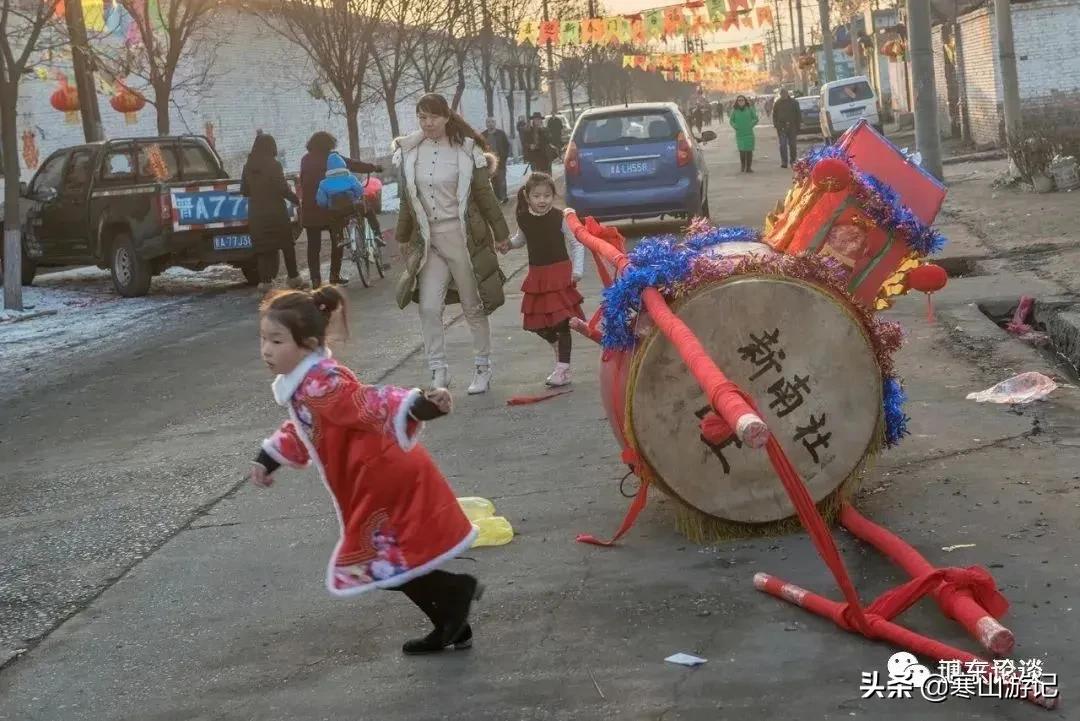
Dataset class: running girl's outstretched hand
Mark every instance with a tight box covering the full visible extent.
[426,388,453,415]
[250,463,273,488]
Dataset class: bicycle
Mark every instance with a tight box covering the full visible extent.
[329,175,387,289]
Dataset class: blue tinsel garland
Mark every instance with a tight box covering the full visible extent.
[685,225,761,251]
[794,144,947,256]
[600,235,695,351]
[882,375,910,447]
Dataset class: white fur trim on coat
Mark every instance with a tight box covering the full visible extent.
[271,348,330,406]
[392,388,425,451]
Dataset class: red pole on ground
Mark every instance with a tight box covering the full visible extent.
[839,505,1015,656]
[753,573,1057,710]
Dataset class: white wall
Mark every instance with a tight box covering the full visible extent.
[2,9,548,193]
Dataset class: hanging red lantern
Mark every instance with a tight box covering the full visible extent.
[50,80,80,124]
[811,157,852,193]
[110,82,146,125]
[906,263,948,322]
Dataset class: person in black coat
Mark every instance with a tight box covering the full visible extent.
[482,117,511,202]
[299,131,382,288]
[241,133,304,291]
[772,89,802,168]
[522,113,552,174]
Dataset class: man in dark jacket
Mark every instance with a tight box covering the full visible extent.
[772,89,802,168]
[523,113,553,174]
[545,114,565,152]
[482,117,511,202]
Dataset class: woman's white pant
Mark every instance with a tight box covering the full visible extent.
[418,222,491,370]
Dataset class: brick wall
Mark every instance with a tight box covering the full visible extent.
[931,29,950,133]
[2,9,545,189]
[957,7,1000,147]
[1011,0,1080,130]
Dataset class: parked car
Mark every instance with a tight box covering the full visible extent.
[797,95,822,138]
[564,102,715,222]
[819,75,882,141]
[5,135,297,296]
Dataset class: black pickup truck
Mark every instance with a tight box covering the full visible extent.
[7,135,297,296]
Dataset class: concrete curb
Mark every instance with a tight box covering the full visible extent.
[1043,308,1080,376]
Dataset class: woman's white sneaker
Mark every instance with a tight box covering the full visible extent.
[467,366,492,395]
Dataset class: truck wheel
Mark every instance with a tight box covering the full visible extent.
[240,263,261,286]
[110,233,152,297]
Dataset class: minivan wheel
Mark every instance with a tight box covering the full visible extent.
[110,233,153,297]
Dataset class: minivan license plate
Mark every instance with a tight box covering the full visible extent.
[214,234,252,251]
[611,161,652,177]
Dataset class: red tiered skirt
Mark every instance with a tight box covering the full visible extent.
[521,260,585,331]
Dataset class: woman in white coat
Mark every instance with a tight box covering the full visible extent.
[393,94,510,395]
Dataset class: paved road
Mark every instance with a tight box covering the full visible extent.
[1,125,1077,720]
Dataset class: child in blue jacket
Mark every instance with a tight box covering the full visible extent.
[316,153,365,211]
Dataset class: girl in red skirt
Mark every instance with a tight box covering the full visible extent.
[251,286,484,655]
[501,173,585,387]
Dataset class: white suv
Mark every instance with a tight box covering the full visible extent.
[819,76,882,140]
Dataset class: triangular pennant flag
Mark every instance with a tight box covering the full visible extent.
[631,18,646,44]
[560,19,581,45]
[616,16,632,43]
[623,54,634,68]
[635,55,648,70]
[603,17,620,45]
[663,7,685,35]
[740,12,755,29]
[644,10,664,40]
[517,19,539,45]
[728,0,751,10]
[538,20,560,45]
[721,12,740,32]
[84,0,105,30]
[756,5,774,27]
[707,0,728,19]
[584,18,606,44]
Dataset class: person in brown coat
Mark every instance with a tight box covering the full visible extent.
[299,131,382,287]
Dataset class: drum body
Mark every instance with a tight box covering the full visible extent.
[600,268,883,525]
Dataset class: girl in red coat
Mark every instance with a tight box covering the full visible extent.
[250,286,483,655]
[499,172,585,387]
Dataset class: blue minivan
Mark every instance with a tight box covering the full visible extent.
[564,103,713,222]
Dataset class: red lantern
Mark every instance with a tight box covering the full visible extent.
[811,157,851,193]
[110,83,146,125]
[906,263,948,322]
[50,81,80,124]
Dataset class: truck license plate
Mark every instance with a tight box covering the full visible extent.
[213,234,252,251]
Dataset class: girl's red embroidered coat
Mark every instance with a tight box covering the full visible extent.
[263,351,476,597]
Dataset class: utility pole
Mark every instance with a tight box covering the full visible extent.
[65,0,104,142]
[817,0,834,83]
[995,0,1022,143]
[797,0,807,92]
[850,16,862,75]
[586,0,596,106]
[541,0,559,115]
[788,0,797,54]
[905,0,943,179]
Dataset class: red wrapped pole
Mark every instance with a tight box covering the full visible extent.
[839,505,1015,656]
[753,573,1057,710]
[565,211,768,448]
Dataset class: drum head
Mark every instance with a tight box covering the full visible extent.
[629,275,882,523]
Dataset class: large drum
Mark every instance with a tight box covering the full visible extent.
[601,254,883,527]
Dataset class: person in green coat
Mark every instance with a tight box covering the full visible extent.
[729,95,759,173]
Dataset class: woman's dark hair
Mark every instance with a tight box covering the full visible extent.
[516,172,558,218]
[735,95,749,106]
[260,286,347,346]
[416,93,488,151]
[250,133,278,159]
[306,131,337,155]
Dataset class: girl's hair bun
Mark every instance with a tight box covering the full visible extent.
[312,285,344,317]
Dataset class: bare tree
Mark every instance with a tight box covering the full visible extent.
[446,0,481,110]
[254,0,387,157]
[493,0,540,137]
[556,52,587,117]
[371,0,446,136]
[410,26,457,95]
[1,0,65,310]
[89,0,225,134]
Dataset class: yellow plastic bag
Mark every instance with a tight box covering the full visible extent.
[457,496,496,522]
[471,515,514,547]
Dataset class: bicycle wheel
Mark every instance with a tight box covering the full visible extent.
[366,223,385,279]
[348,219,370,288]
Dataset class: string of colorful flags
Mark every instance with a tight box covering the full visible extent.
[621,43,765,73]
[517,0,773,47]
[53,0,166,42]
